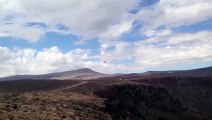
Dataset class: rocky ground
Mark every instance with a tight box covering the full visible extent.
[0,91,111,120]
[0,77,211,120]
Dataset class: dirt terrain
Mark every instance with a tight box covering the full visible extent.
[0,76,211,120]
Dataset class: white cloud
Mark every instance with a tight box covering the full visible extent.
[0,30,212,77]
[143,29,173,37]
[138,31,212,66]
[1,0,212,42]
[137,0,212,33]
[0,23,45,42]
[0,46,139,77]
[0,0,212,76]
[0,0,138,42]
[100,19,133,41]
[100,30,212,68]
[100,42,133,63]
[0,46,89,77]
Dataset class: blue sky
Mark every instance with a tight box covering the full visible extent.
[0,0,212,77]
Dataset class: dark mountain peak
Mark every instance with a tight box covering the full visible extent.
[76,68,95,72]
[65,68,98,74]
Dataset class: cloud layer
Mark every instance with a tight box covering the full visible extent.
[1,30,211,77]
[0,0,138,42]
[0,0,212,77]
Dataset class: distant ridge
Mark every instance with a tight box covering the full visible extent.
[140,66,212,78]
[0,68,111,81]
[1,66,212,81]
[64,68,97,74]
[119,66,212,80]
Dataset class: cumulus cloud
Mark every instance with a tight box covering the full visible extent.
[0,46,140,77]
[141,31,212,65]
[101,30,212,67]
[1,0,212,42]
[136,0,212,33]
[0,0,212,76]
[98,0,212,64]
[0,30,212,77]
[1,0,211,42]
[0,0,138,42]
[0,46,88,77]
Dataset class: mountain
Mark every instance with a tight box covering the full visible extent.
[0,66,212,120]
[0,68,111,81]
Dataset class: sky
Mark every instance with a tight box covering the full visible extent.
[0,0,212,77]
